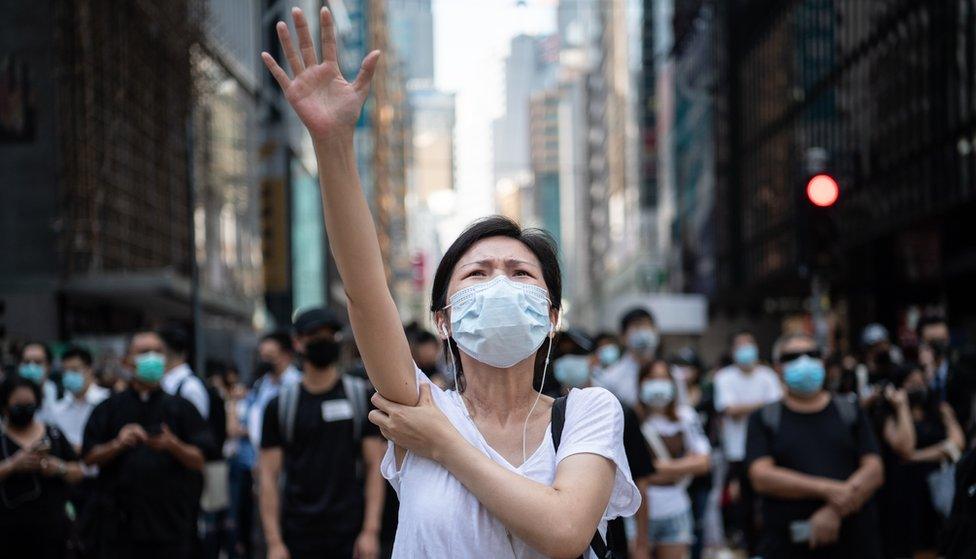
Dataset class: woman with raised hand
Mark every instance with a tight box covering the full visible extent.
[261,8,640,558]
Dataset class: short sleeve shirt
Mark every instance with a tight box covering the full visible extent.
[643,406,710,519]
[744,398,882,558]
[261,379,381,546]
[0,424,78,532]
[714,365,782,461]
[82,388,214,545]
[381,368,642,558]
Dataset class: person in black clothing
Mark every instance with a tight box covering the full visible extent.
[0,375,85,559]
[82,331,215,559]
[872,364,965,559]
[259,307,386,559]
[918,315,976,434]
[550,328,656,557]
[746,331,884,559]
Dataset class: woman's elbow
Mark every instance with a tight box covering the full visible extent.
[545,528,594,559]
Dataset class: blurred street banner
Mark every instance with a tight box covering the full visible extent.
[604,294,708,335]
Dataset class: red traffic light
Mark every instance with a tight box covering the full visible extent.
[806,174,839,207]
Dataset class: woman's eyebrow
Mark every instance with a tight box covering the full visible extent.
[457,258,540,269]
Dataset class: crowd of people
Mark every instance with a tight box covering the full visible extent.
[3,305,975,559]
[5,7,976,559]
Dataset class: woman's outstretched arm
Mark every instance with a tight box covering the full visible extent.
[262,7,416,404]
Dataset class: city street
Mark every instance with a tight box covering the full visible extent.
[2,1,976,558]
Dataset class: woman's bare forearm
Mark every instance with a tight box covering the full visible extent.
[312,138,415,404]
[433,438,616,558]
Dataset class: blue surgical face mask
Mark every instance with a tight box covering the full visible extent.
[783,355,825,395]
[447,276,553,369]
[597,345,621,367]
[734,344,759,367]
[628,329,659,355]
[18,363,45,385]
[134,352,166,384]
[640,379,675,408]
[554,355,591,388]
[63,370,87,395]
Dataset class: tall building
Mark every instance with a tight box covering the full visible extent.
[386,0,454,325]
[493,34,558,225]
[530,90,562,247]
[387,0,434,86]
[1,0,261,364]
[711,0,976,346]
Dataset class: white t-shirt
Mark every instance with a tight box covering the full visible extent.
[381,368,641,558]
[161,363,210,420]
[713,365,782,461]
[595,353,640,408]
[50,384,111,448]
[643,405,710,520]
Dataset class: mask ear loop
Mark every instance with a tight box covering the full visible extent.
[522,324,555,464]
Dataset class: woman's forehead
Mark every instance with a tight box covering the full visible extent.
[456,237,541,269]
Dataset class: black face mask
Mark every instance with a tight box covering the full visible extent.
[929,340,949,360]
[255,360,274,377]
[907,387,930,408]
[7,404,37,428]
[303,338,341,369]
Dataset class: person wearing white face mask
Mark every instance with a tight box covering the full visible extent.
[259,9,641,557]
[596,309,661,409]
[632,359,711,559]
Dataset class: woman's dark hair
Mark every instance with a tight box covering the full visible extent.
[0,375,43,415]
[638,359,678,421]
[430,216,562,392]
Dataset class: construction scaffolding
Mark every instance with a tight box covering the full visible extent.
[56,0,203,276]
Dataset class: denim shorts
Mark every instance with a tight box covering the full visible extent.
[648,510,695,545]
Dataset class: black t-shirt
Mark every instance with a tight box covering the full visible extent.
[621,406,655,480]
[261,380,381,547]
[0,424,77,534]
[82,388,215,545]
[745,399,882,559]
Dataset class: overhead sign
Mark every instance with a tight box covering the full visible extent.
[604,293,708,335]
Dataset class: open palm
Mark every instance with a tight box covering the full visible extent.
[262,7,380,141]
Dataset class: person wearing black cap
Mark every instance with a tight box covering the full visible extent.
[258,307,385,559]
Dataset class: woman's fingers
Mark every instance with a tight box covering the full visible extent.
[261,52,290,89]
[353,50,381,95]
[276,21,304,76]
[291,8,319,69]
[320,7,338,66]
[368,409,389,428]
[371,391,396,413]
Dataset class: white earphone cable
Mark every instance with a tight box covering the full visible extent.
[522,333,554,464]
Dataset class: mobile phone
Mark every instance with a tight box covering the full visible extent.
[789,520,811,544]
[147,423,163,437]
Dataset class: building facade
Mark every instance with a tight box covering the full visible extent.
[709,0,976,346]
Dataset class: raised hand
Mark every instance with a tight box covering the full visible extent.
[261,7,380,142]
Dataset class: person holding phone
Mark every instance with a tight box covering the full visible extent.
[745,331,884,559]
[0,375,85,559]
[81,330,215,559]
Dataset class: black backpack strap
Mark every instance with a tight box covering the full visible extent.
[342,375,369,446]
[760,401,782,434]
[551,395,614,559]
[832,393,859,428]
[552,395,568,451]
[278,382,301,445]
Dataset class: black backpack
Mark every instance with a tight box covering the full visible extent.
[551,396,617,559]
